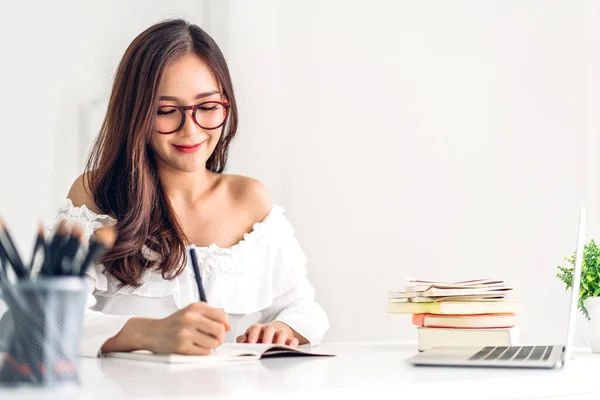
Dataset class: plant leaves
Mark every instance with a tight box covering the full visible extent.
[557,239,600,319]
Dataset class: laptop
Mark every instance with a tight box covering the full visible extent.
[407,206,585,369]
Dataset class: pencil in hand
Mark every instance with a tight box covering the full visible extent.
[189,246,207,302]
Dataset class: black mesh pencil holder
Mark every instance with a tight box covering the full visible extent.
[0,277,87,387]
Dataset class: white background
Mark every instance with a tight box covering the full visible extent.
[0,0,598,347]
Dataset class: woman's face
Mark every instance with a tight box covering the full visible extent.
[150,53,226,173]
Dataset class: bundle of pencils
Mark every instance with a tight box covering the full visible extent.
[0,218,116,283]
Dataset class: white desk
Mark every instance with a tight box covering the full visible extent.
[0,342,599,400]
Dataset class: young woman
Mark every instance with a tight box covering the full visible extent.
[58,19,329,357]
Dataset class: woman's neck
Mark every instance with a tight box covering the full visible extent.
[157,164,214,203]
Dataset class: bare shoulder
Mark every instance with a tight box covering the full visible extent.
[223,174,273,221]
[66,172,103,214]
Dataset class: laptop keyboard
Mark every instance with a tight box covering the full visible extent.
[469,346,553,362]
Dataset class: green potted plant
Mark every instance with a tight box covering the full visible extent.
[557,239,600,352]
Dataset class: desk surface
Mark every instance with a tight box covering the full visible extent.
[1,341,599,400]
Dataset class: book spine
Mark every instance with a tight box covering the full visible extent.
[421,324,516,329]
[412,314,425,327]
[417,328,514,351]
[411,313,516,329]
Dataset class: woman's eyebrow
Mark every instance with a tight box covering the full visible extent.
[159,91,221,101]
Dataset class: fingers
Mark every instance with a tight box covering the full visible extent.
[171,329,216,355]
[195,317,226,343]
[260,326,277,344]
[274,330,288,345]
[159,305,235,356]
[182,304,231,337]
[241,324,298,345]
[174,343,213,356]
[191,331,221,350]
[188,303,231,330]
[246,324,263,344]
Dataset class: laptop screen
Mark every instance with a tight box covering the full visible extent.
[563,206,586,364]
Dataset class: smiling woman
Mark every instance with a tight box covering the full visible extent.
[50,19,329,357]
[150,56,231,172]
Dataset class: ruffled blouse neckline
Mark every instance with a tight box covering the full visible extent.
[59,198,285,254]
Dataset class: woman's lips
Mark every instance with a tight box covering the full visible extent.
[173,142,204,153]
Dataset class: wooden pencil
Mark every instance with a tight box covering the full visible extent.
[29,222,46,273]
[57,224,84,275]
[43,220,68,277]
[189,246,207,302]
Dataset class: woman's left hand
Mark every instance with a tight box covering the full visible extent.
[236,321,300,347]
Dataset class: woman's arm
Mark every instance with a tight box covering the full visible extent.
[98,317,154,353]
[98,303,231,355]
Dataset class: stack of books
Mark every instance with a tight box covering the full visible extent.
[386,278,520,351]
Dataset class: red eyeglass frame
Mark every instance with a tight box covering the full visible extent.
[154,101,231,134]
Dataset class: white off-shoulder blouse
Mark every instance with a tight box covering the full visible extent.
[52,199,329,357]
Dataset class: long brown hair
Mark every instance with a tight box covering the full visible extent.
[84,19,238,287]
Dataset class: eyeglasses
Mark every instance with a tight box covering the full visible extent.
[154,101,230,134]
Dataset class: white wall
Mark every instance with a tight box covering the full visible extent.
[1,0,598,347]
[202,0,284,202]
[586,0,600,253]
[0,2,64,261]
[212,0,599,346]
[0,1,208,317]
[0,0,208,254]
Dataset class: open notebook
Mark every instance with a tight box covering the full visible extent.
[104,343,334,364]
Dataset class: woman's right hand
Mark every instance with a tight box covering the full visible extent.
[146,302,231,355]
